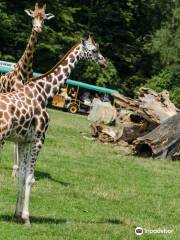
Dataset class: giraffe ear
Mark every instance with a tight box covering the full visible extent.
[24,9,34,17]
[42,3,46,11]
[45,13,55,20]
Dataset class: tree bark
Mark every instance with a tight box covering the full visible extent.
[134,113,180,160]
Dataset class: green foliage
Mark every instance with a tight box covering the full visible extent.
[145,1,180,107]
[0,0,179,105]
[71,60,121,90]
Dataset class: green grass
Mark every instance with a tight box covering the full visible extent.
[0,109,179,240]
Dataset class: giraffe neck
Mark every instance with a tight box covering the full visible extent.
[13,30,38,83]
[28,43,83,103]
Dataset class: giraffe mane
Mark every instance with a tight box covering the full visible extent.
[25,43,80,84]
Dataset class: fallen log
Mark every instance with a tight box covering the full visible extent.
[134,113,180,160]
[112,88,178,142]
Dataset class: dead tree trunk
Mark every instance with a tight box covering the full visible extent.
[89,88,179,160]
[112,88,178,142]
[134,113,180,160]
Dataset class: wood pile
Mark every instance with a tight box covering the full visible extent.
[90,88,180,160]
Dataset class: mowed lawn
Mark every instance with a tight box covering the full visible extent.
[0,109,179,240]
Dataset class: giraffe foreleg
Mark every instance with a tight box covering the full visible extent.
[14,143,30,222]
[22,136,44,225]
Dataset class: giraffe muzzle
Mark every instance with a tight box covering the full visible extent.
[98,58,108,68]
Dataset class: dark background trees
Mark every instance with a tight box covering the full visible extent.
[0,0,179,106]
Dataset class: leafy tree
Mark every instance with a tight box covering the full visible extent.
[145,0,180,106]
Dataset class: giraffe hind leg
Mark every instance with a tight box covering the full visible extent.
[22,136,44,225]
[11,143,36,184]
[12,144,19,177]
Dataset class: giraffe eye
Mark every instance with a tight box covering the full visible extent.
[92,49,97,53]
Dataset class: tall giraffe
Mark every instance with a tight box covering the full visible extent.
[0,3,54,177]
[0,35,107,224]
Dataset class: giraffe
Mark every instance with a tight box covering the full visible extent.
[0,3,54,177]
[0,35,107,225]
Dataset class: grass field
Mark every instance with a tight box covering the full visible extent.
[0,109,179,240]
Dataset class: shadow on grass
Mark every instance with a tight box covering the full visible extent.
[0,214,67,225]
[84,219,123,225]
[0,214,123,225]
[35,170,71,186]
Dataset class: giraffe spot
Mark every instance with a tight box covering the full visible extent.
[34,107,41,115]
[41,101,46,109]
[32,89,38,97]
[28,66,32,72]
[62,59,68,66]
[63,68,69,74]
[69,54,75,63]
[17,101,22,108]
[37,95,43,102]
[76,46,80,50]
[25,87,33,98]
[52,87,58,95]
[25,112,30,119]
[58,74,63,81]
[4,112,10,121]
[0,112,3,118]
[20,115,25,125]
[53,78,57,85]
[8,104,15,114]
[15,109,20,118]
[22,109,26,115]
[45,84,51,94]
[0,125,7,132]
[0,102,7,110]
[32,99,38,107]
[27,52,31,58]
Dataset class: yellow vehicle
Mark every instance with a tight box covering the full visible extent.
[52,79,118,114]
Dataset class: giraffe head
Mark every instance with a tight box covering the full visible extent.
[81,34,107,68]
[24,3,55,33]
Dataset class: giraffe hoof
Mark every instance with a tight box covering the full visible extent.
[14,214,22,224]
[23,219,31,226]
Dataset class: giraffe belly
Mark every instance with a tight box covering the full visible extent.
[6,125,35,143]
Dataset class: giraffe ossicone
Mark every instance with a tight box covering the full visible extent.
[0,35,107,225]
